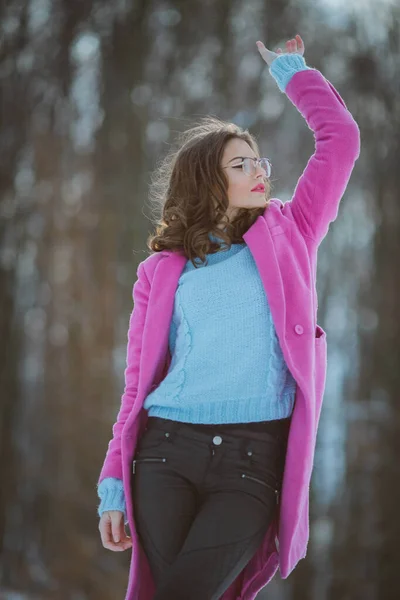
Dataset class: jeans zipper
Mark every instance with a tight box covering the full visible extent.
[133,457,167,474]
[241,473,279,504]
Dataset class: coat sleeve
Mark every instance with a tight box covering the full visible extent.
[97,260,151,484]
[270,54,361,246]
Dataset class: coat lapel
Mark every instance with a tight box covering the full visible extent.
[138,250,187,396]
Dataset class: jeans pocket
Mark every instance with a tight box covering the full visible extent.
[240,472,280,505]
[238,441,282,505]
[136,428,171,453]
[132,456,167,474]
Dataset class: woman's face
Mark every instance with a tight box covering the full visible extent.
[220,138,268,222]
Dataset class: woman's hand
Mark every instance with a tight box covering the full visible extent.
[256,34,305,67]
[99,510,132,552]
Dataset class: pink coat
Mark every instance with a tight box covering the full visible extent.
[98,68,360,599]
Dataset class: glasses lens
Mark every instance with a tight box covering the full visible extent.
[260,158,271,178]
[242,158,255,176]
[242,158,271,178]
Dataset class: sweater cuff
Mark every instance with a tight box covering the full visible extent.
[97,477,128,524]
[269,54,313,93]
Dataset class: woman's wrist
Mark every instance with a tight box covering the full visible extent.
[269,54,313,93]
[97,477,127,521]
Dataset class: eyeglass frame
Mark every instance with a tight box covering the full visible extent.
[221,156,272,179]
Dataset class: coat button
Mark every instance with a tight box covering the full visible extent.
[295,324,304,335]
[212,435,222,445]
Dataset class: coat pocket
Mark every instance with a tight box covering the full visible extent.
[314,324,328,431]
[315,323,326,341]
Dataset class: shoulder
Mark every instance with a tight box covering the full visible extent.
[262,198,300,239]
[136,251,166,280]
[264,197,284,215]
[262,197,288,227]
[136,249,183,284]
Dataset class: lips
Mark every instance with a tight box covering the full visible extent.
[251,184,265,192]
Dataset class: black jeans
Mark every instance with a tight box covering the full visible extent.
[131,415,291,600]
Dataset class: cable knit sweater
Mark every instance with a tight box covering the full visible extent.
[97,53,312,523]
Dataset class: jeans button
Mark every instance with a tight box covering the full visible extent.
[212,435,222,445]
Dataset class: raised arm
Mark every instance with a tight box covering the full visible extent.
[258,36,361,245]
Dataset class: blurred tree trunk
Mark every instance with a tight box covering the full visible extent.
[0,0,29,561]
[330,14,400,600]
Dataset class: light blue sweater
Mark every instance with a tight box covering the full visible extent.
[97,54,312,523]
[143,237,297,422]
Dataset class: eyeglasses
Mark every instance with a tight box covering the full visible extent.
[222,157,272,179]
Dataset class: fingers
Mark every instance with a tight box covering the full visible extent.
[111,512,123,543]
[285,34,304,54]
[256,34,305,62]
[286,39,296,51]
[99,511,133,552]
[285,39,296,52]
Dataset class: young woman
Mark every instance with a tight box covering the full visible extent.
[97,35,360,600]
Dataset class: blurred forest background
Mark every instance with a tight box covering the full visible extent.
[0,0,399,598]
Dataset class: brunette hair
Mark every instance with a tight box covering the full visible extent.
[146,115,274,268]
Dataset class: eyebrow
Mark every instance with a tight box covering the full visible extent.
[228,155,258,163]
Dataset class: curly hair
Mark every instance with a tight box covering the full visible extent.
[146,115,274,268]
